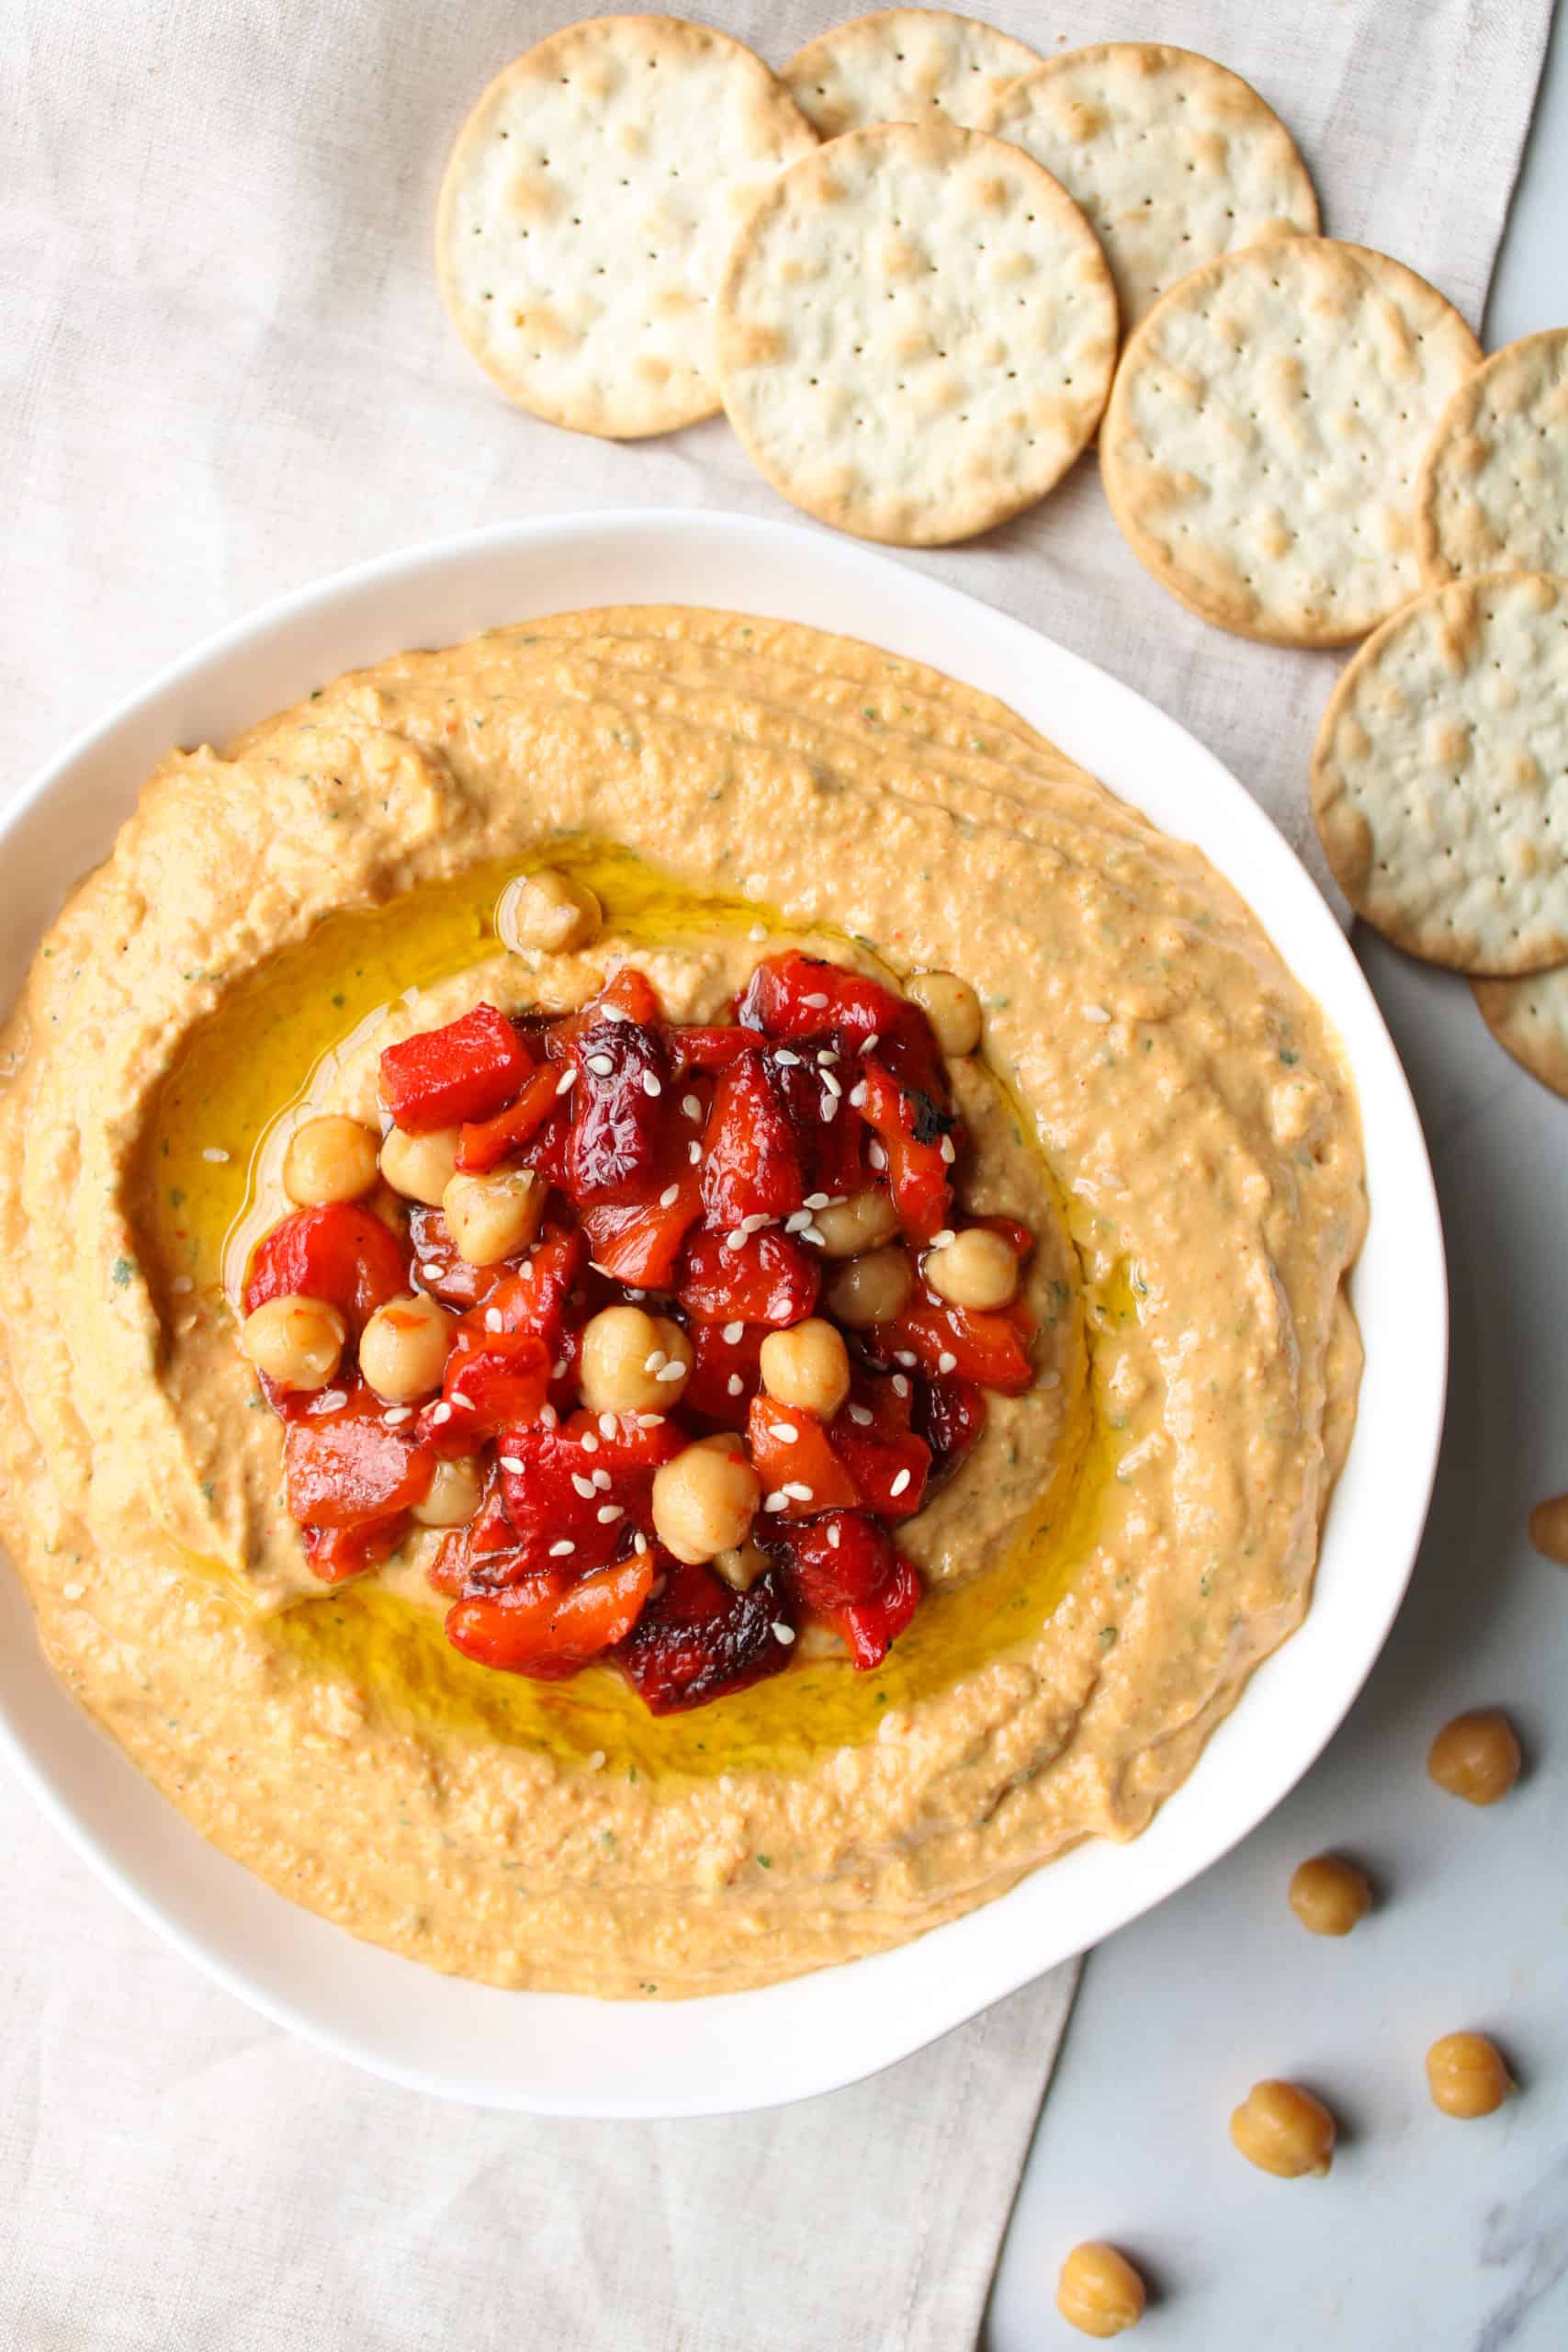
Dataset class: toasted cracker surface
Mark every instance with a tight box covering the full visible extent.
[436,15,816,438]
[1416,328,1568,585]
[784,8,1040,138]
[1473,963,1568,1097]
[1102,238,1481,645]
[983,42,1318,334]
[715,120,1117,547]
[1311,571,1568,974]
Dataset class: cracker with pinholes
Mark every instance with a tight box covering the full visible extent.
[1473,963,1568,1099]
[715,121,1117,548]
[1312,571,1568,974]
[1416,328,1568,585]
[1102,238,1481,645]
[435,16,816,439]
[783,8,1041,139]
[982,42,1319,334]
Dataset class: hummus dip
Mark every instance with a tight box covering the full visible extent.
[0,610,1365,1998]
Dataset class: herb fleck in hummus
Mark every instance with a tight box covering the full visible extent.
[0,611,1365,1998]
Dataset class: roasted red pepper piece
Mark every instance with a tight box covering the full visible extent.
[446,1555,655,1679]
[768,1510,897,1612]
[243,1203,408,1334]
[875,1293,1034,1395]
[580,1171,703,1288]
[700,1050,801,1232]
[494,1410,683,1578]
[829,1418,930,1519]
[564,1015,671,1204]
[833,1552,920,1670]
[857,1063,953,1242]
[302,1517,411,1584]
[379,1002,532,1134]
[476,1227,587,1352]
[615,1559,794,1714]
[428,1479,516,1595]
[671,1023,768,1073]
[747,1396,859,1515]
[419,1327,551,1452]
[457,1061,567,1173]
[284,1386,434,1529]
[736,954,904,1052]
[681,1318,765,1429]
[545,967,662,1057]
[913,1374,987,1486]
[677,1227,820,1327]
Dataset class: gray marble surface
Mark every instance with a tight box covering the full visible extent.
[988,10,1568,2346]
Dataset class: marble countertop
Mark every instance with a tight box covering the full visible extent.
[989,12,1568,2347]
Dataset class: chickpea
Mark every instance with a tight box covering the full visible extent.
[809,1186,899,1260]
[923,1225,1019,1312]
[826,1245,913,1329]
[712,1537,770,1594]
[579,1306,694,1415]
[1427,1708,1521,1806]
[651,1440,761,1566]
[359,1293,455,1403]
[760,1317,851,1420]
[1055,2243,1146,2339]
[504,866,602,953]
[1426,2032,1513,2120]
[1229,2079,1336,2178]
[412,1454,484,1528]
[380,1123,462,1207]
[1528,1491,1568,1566]
[240,1294,345,1392]
[442,1167,546,1267]
[905,968,982,1057]
[283,1114,381,1207]
[1288,1854,1372,1938]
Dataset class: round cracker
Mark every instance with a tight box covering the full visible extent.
[1101,237,1482,646]
[1416,328,1568,585]
[435,16,817,438]
[783,8,1041,139]
[714,120,1117,548]
[1473,962,1568,1098]
[1311,570,1568,975]
[982,43,1319,334]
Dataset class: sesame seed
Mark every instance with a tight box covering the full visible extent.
[580,1431,600,1453]
[570,1474,596,1499]
[601,1003,631,1023]
[773,1623,796,1645]
[552,1355,569,1378]
[821,1070,842,1098]
[585,1748,606,1770]
[500,1454,525,1473]
[892,1371,911,1393]
[599,1413,617,1438]
[743,874,765,899]
[939,1136,955,1164]
[802,1191,829,1211]
[937,1350,957,1374]
[889,1468,911,1497]
[382,1406,412,1427]
[549,1540,576,1558]
[820,1096,839,1123]
[655,1360,686,1383]
[764,1492,789,1512]
[589,1261,615,1278]
[727,1374,744,1396]
[769,1422,799,1442]
[847,1403,873,1426]
[749,922,767,943]
[783,1481,813,1502]
[726,1227,747,1250]
[429,1401,453,1425]
[449,1391,473,1410]
[625,1286,646,1301]
[171,1274,193,1294]
[773,1048,800,1067]
[540,1403,559,1429]
[867,1141,888,1171]
[556,1066,577,1095]
[931,1228,956,1249]
[637,1412,665,1428]
[784,1209,811,1234]
[687,1139,703,1164]
[633,1530,649,1555]
[741,1213,771,1234]
[484,1306,503,1332]
[817,1047,839,1066]
[660,1183,679,1208]
[586,1053,615,1076]
[644,1351,667,1373]
[802,1224,826,1248]
[722,1320,744,1344]
[827,1522,842,1549]
[1082,1004,1111,1024]
[682,1091,702,1120]
[802,992,829,1009]
[318,1390,347,1411]
[641,1072,662,1098]
[861,1032,879,1056]
[596,1504,624,1524]
[200,1147,230,1164]
[848,1082,867,1108]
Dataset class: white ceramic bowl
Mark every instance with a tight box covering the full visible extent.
[0,511,1446,2117]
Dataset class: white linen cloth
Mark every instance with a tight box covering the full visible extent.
[0,4,1548,2347]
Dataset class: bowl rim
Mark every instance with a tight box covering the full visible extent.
[0,508,1447,2116]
